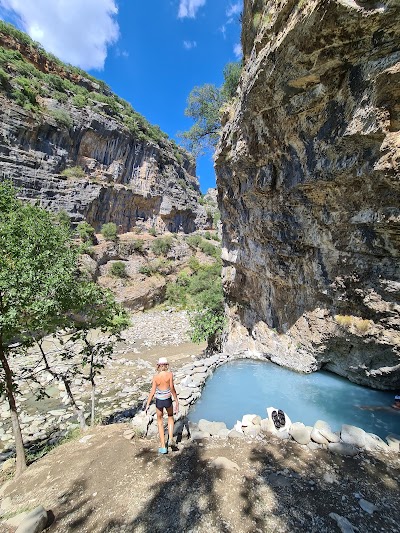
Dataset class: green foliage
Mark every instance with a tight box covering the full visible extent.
[76,221,95,242]
[61,166,85,179]
[180,61,242,155]
[188,255,201,272]
[131,239,144,253]
[221,62,242,100]
[199,240,219,258]
[139,259,172,277]
[212,211,221,228]
[110,261,127,278]
[101,222,118,241]
[180,84,224,155]
[186,234,203,248]
[165,283,187,308]
[149,227,157,237]
[152,237,173,256]
[49,108,72,128]
[0,67,9,89]
[56,209,71,229]
[72,94,88,108]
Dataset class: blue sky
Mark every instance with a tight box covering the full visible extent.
[0,0,242,193]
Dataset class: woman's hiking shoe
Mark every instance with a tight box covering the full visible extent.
[271,410,281,429]
[158,447,168,454]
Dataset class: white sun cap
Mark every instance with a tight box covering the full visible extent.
[157,357,168,365]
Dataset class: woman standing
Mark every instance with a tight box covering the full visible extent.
[145,357,179,454]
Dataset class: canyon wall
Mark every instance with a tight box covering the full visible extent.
[215,0,400,389]
[0,29,206,233]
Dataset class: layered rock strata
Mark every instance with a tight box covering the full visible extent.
[215,0,400,389]
[0,29,206,233]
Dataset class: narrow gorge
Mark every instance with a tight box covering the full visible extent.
[215,0,400,390]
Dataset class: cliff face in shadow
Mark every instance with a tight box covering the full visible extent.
[215,0,400,389]
[0,26,206,233]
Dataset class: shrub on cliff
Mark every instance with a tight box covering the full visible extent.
[110,261,127,278]
[61,166,85,179]
[50,108,72,128]
[151,236,173,256]
[101,222,118,241]
[77,221,96,242]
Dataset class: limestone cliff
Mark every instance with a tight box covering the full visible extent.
[215,0,400,389]
[0,24,205,233]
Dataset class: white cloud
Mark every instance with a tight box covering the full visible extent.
[219,24,226,39]
[178,0,206,19]
[0,0,119,70]
[226,2,241,19]
[233,42,242,58]
[183,40,197,50]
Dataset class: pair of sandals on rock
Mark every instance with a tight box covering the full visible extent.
[271,409,286,429]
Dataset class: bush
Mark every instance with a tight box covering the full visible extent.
[131,240,144,253]
[73,94,88,108]
[166,283,187,308]
[186,234,202,249]
[50,109,72,128]
[151,237,173,256]
[198,240,219,258]
[61,166,85,179]
[101,222,118,241]
[149,227,157,237]
[110,261,127,278]
[77,221,95,242]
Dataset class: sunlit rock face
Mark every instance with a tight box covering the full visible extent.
[0,95,205,233]
[215,0,400,389]
[0,30,207,234]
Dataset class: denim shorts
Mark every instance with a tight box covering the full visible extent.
[155,397,172,410]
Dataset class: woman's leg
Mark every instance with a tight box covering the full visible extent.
[156,407,166,448]
[166,405,174,443]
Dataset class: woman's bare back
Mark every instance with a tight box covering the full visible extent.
[155,370,172,391]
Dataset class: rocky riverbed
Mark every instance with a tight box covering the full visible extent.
[0,310,205,457]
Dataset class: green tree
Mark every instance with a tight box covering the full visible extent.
[101,222,118,241]
[180,84,224,155]
[77,221,96,243]
[0,182,127,476]
[180,61,242,155]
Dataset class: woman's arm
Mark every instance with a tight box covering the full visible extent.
[145,376,157,412]
[170,373,179,414]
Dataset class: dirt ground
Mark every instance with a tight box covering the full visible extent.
[1,423,399,533]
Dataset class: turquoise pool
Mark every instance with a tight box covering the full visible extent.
[188,360,400,439]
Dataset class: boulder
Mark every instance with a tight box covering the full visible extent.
[177,388,193,400]
[310,427,329,445]
[340,425,366,448]
[261,418,275,433]
[191,430,210,441]
[217,428,230,438]
[328,442,358,457]
[386,433,400,452]
[241,414,259,427]
[227,429,245,440]
[364,433,390,452]
[289,422,311,445]
[198,420,227,435]
[210,456,239,471]
[243,425,261,437]
[319,427,340,443]
[15,506,48,533]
